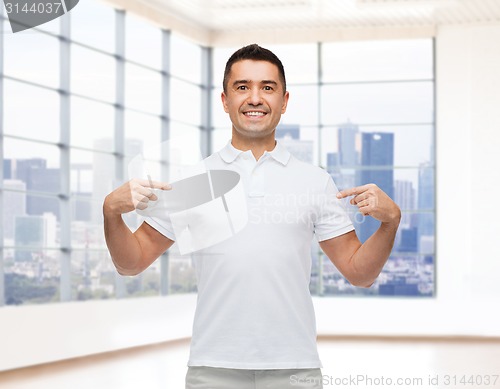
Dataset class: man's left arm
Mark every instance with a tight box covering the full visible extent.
[319,184,401,288]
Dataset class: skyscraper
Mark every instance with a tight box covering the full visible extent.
[327,122,359,191]
[358,132,394,243]
[337,121,359,167]
[394,179,415,228]
[418,161,435,251]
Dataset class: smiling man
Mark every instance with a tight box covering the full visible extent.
[103,44,401,389]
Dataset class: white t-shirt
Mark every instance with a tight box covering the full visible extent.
[144,140,354,369]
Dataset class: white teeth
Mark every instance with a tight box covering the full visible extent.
[245,111,265,116]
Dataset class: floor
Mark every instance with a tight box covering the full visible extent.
[1,337,499,388]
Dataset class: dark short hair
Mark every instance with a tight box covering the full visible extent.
[223,44,287,94]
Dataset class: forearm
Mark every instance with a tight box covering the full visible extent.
[350,220,399,287]
[103,211,143,276]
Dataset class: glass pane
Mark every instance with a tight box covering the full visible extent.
[281,85,318,126]
[70,149,115,211]
[4,249,61,305]
[3,187,60,245]
[321,125,434,168]
[322,39,433,83]
[4,29,59,87]
[121,265,161,297]
[125,111,161,159]
[4,80,60,142]
[266,43,318,84]
[170,79,201,126]
[171,33,202,84]
[394,212,435,254]
[320,82,434,125]
[70,199,107,249]
[71,96,114,151]
[71,0,115,52]
[125,63,162,114]
[3,138,61,194]
[9,198,60,246]
[71,250,116,301]
[71,45,115,102]
[3,183,26,245]
[126,13,162,69]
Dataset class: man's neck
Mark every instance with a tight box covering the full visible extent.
[231,132,276,161]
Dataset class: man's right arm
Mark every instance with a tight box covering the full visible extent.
[103,179,174,276]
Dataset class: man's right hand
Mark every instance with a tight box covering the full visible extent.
[103,178,172,216]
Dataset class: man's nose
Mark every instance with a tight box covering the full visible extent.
[246,88,263,105]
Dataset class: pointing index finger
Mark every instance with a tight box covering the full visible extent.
[336,184,369,199]
[137,178,171,190]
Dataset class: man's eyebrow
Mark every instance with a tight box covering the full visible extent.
[232,80,279,86]
[232,79,249,86]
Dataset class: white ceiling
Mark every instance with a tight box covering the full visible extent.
[107,0,500,45]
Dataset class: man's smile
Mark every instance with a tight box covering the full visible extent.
[243,111,267,117]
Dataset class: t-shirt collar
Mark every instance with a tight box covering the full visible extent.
[219,139,291,166]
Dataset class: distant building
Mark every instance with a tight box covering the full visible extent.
[398,227,418,253]
[3,180,27,241]
[337,122,359,167]
[275,124,313,163]
[6,158,60,220]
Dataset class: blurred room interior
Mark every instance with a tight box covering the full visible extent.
[0,0,499,387]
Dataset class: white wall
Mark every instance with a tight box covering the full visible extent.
[2,24,500,372]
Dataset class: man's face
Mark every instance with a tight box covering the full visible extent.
[221,60,289,139]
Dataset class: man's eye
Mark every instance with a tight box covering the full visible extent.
[264,86,273,91]
[237,85,248,90]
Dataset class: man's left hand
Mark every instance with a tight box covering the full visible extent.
[337,183,401,225]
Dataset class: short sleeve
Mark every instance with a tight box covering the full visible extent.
[314,176,354,242]
[137,196,176,241]
[143,215,176,241]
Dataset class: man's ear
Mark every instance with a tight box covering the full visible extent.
[221,91,229,113]
[281,91,290,114]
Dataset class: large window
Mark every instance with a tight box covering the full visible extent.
[0,1,435,305]
[0,0,205,305]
